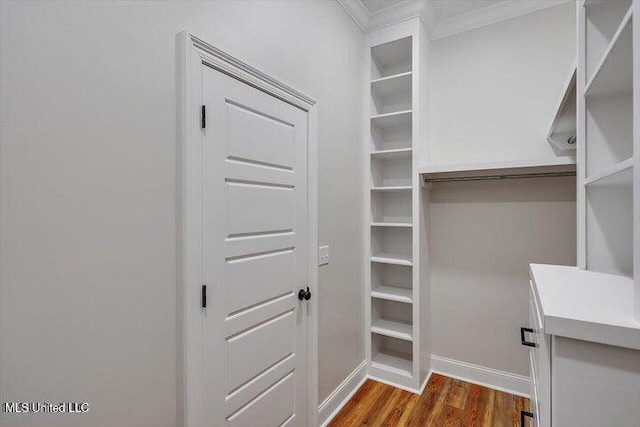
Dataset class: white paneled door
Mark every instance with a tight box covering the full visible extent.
[201,65,309,427]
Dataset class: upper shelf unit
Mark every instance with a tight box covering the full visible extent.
[547,60,577,152]
[419,157,576,183]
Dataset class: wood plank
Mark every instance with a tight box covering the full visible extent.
[382,389,420,427]
[444,378,469,410]
[480,388,496,426]
[359,382,396,426]
[329,380,377,426]
[460,383,486,427]
[329,374,530,427]
[406,374,450,427]
[368,386,405,427]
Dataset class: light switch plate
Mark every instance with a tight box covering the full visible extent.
[319,245,330,266]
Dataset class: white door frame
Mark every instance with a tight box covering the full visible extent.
[176,31,319,427]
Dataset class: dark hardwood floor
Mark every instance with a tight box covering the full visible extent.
[328,374,530,427]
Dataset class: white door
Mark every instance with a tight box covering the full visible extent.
[201,64,309,427]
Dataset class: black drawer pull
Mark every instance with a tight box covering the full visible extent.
[521,327,536,347]
[521,410,534,426]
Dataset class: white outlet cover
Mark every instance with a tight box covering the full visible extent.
[319,245,329,266]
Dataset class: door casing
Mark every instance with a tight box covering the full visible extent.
[176,31,319,427]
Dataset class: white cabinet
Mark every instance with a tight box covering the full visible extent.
[527,265,640,427]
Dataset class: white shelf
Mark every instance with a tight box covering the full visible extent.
[547,60,577,151]
[371,253,413,267]
[584,157,633,186]
[419,157,576,182]
[371,222,412,228]
[584,9,633,97]
[370,147,412,160]
[371,351,413,378]
[530,264,640,350]
[371,72,412,105]
[370,110,412,129]
[371,318,413,341]
[371,185,412,192]
[372,286,413,304]
[371,71,412,85]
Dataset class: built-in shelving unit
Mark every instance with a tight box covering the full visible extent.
[365,19,430,393]
[578,0,639,321]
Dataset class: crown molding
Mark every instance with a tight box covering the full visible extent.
[337,0,427,33]
[337,0,369,33]
[337,0,571,39]
[367,0,426,32]
[431,0,573,40]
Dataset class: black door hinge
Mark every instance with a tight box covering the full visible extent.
[201,284,207,308]
[201,105,206,129]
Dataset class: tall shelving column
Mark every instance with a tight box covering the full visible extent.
[365,19,430,393]
[577,0,640,321]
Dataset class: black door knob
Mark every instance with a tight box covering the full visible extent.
[298,287,311,301]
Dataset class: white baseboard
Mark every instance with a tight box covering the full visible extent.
[431,355,530,398]
[318,359,368,427]
[367,369,432,395]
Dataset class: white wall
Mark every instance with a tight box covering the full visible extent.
[426,3,577,379]
[430,177,576,376]
[427,2,577,166]
[0,1,364,426]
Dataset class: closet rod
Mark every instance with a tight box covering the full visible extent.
[423,171,576,183]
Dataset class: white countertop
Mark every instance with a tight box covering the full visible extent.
[529,263,640,350]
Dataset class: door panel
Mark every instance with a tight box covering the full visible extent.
[226,101,296,169]
[202,64,308,426]
[226,248,295,315]
[226,310,295,393]
[226,181,295,236]
[226,372,296,427]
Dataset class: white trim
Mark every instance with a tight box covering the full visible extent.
[366,368,432,395]
[307,95,320,427]
[366,374,418,394]
[337,0,369,33]
[318,360,368,427]
[176,31,319,427]
[431,355,531,398]
[337,0,571,39]
[337,0,425,33]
